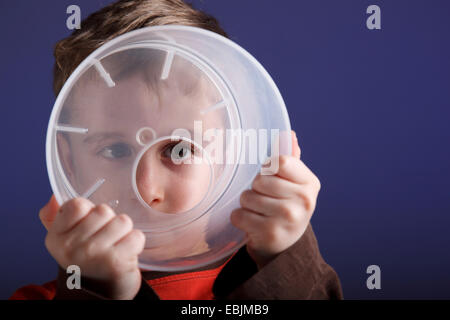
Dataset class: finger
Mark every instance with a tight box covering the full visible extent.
[39,195,60,231]
[254,183,317,215]
[51,198,95,234]
[252,174,302,199]
[67,204,116,245]
[113,229,146,256]
[240,190,287,217]
[230,208,267,234]
[291,130,301,159]
[294,184,320,214]
[252,175,319,216]
[88,214,133,250]
[276,156,318,185]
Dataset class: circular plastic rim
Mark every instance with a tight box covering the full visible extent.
[46,25,291,271]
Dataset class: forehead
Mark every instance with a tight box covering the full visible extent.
[63,54,226,137]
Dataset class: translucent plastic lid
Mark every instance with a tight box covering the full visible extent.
[46,25,291,271]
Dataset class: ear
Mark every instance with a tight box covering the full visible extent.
[56,134,76,183]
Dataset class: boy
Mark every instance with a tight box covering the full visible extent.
[10,0,343,300]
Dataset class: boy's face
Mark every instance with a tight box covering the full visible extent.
[57,57,225,226]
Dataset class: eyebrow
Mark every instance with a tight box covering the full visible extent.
[83,132,126,144]
[82,129,207,145]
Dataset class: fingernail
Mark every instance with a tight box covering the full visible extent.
[262,157,271,167]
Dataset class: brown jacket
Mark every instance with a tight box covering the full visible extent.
[52,223,343,300]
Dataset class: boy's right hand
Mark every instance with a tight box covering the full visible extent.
[40,196,146,300]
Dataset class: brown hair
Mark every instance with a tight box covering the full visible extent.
[53,0,228,96]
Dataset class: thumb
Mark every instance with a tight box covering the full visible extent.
[291,130,301,159]
[39,195,60,231]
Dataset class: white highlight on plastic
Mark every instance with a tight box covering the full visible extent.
[81,178,106,199]
[161,50,175,80]
[107,200,120,208]
[94,60,116,88]
[200,100,227,115]
[56,125,89,134]
[136,127,157,146]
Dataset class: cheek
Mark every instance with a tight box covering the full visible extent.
[186,163,211,198]
[165,163,211,210]
[66,146,91,190]
[70,148,134,198]
[71,153,103,185]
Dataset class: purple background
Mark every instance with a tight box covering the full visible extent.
[1,0,449,299]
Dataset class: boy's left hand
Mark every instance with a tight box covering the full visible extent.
[230,131,321,269]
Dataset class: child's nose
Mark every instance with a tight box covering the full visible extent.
[135,153,165,209]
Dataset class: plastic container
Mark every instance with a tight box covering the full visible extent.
[46,25,291,271]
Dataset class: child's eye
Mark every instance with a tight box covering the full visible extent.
[161,141,196,162]
[98,142,133,159]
